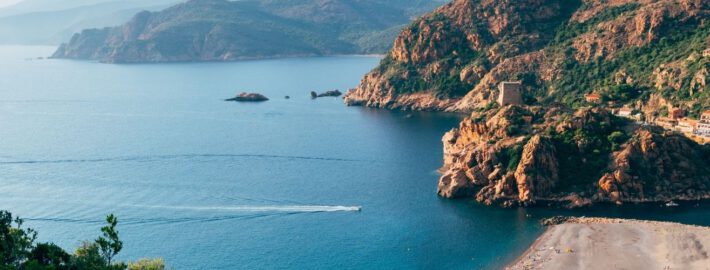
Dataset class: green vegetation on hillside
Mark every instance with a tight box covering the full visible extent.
[357,0,709,116]
[550,18,709,113]
[380,13,479,98]
[0,211,166,270]
[546,115,630,191]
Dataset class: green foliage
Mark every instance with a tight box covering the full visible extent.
[96,215,123,266]
[382,12,479,98]
[128,258,165,270]
[0,211,164,270]
[658,106,669,117]
[25,243,72,270]
[603,84,641,103]
[72,242,110,270]
[549,20,709,111]
[498,145,524,171]
[0,211,36,269]
[548,115,630,191]
[607,131,629,151]
[550,3,640,46]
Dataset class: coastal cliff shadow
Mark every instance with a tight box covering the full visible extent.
[440,197,710,227]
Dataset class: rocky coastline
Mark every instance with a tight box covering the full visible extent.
[437,105,710,208]
[342,0,710,208]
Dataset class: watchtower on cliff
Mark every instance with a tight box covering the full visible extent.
[497,81,523,106]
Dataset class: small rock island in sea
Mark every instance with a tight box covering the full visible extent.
[225,92,269,102]
[311,90,342,99]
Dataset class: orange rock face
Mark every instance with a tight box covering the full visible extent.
[438,105,710,208]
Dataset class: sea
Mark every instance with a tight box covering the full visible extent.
[1,46,708,269]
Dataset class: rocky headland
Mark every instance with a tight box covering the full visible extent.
[343,0,710,207]
[438,105,710,208]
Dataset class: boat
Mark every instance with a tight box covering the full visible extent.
[665,201,679,207]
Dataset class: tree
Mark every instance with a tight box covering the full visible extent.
[96,214,123,266]
[0,211,165,270]
[0,211,37,269]
[25,243,72,270]
[607,131,628,151]
[72,241,109,270]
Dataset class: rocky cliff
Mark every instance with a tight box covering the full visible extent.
[345,0,709,117]
[51,0,446,63]
[438,105,710,208]
[344,0,710,207]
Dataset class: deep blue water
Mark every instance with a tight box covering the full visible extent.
[1,46,708,270]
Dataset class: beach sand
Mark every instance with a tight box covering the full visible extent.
[506,217,710,270]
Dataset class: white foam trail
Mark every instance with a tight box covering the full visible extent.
[129,204,362,213]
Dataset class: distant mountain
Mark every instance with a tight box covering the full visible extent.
[0,0,182,45]
[52,0,446,63]
[0,0,121,16]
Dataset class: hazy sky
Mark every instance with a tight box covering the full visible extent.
[0,0,22,8]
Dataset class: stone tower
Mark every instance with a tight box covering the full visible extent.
[497,81,523,106]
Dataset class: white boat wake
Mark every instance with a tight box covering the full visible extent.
[23,205,362,226]
[130,204,362,213]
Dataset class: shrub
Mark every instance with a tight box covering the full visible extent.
[128,258,166,270]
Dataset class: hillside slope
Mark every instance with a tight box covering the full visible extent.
[52,0,445,63]
[345,0,709,117]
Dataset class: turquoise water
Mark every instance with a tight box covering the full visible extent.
[1,46,708,269]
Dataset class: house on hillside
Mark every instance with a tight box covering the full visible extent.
[584,93,602,103]
[697,111,710,138]
[676,119,697,134]
[656,117,678,130]
[615,107,633,117]
[497,81,523,106]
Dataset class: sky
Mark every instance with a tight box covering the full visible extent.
[0,0,22,8]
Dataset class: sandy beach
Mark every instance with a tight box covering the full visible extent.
[507,217,710,270]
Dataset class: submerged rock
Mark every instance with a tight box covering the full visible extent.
[225,92,269,102]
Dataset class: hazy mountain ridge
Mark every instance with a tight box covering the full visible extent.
[0,0,183,45]
[51,0,446,63]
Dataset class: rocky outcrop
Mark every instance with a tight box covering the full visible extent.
[438,105,710,208]
[225,92,269,102]
[515,135,559,203]
[598,128,710,203]
[345,0,577,112]
[570,0,705,62]
[344,72,460,111]
[311,90,343,99]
